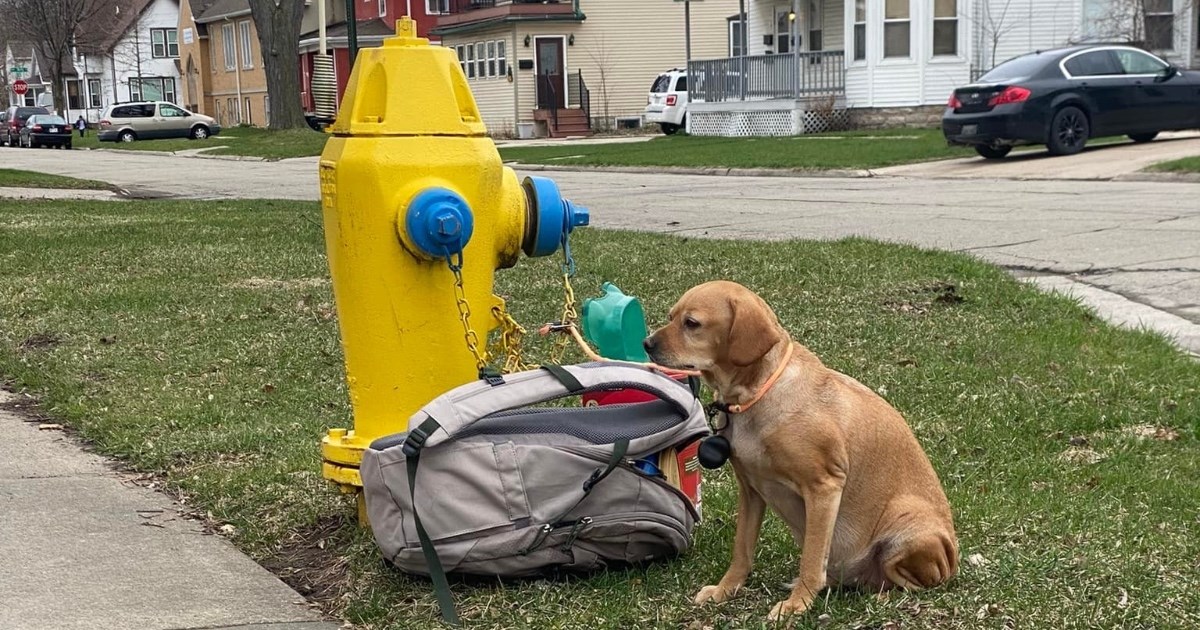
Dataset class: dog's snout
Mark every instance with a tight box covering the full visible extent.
[643,336,657,354]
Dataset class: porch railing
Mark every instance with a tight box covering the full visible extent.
[687,51,845,103]
[536,74,559,129]
[573,70,591,130]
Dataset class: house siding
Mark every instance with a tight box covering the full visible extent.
[178,0,213,115]
[977,0,1082,72]
[441,0,739,133]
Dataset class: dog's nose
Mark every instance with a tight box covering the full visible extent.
[643,337,657,354]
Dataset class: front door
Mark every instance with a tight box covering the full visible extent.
[535,37,565,109]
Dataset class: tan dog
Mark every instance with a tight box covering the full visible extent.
[644,281,957,622]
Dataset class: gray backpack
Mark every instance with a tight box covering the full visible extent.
[361,363,710,626]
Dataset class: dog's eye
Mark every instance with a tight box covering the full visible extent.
[683,317,701,330]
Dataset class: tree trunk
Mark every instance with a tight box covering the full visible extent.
[249,0,305,129]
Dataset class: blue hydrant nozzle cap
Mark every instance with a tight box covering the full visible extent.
[405,187,475,260]
[521,175,589,258]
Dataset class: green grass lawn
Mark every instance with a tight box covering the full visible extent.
[499,128,974,170]
[1,199,1198,629]
[0,168,114,190]
[74,125,328,160]
[1149,155,1200,173]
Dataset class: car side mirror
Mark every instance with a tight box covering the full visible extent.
[1154,65,1178,83]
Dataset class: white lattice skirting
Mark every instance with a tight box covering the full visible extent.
[687,100,850,137]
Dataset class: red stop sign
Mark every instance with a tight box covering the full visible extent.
[12,80,27,96]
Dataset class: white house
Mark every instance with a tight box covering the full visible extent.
[687,0,1199,136]
[2,0,182,123]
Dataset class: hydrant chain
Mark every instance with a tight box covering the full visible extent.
[449,261,489,372]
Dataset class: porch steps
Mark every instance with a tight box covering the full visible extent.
[534,108,592,138]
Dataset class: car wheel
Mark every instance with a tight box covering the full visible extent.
[975,144,1012,160]
[1047,106,1089,156]
[661,123,679,135]
[190,125,210,140]
[119,130,137,143]
[1128,132,1158,143]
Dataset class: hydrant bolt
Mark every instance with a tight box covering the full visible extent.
[436,214,461,238]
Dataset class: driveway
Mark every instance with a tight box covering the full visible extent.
[876,131,1200,180]
[3,146,1198,352]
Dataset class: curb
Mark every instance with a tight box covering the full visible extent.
[84,147,268,162]
[1114,171,1200,184]
[506,163,875,179]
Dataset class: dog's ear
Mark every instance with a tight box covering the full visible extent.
[726,293,781,367]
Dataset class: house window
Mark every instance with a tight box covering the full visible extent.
[884,0,910,58]
[87,78,102,108]
[151,28,179,58]
[228,97,239,124]
[475,42,486,78]
[808,1,822,51]
[264,95,270,126]
[1144,0,1174,50]
[239,21,254,69]
[379,0,387,16]
[214,100,221,124]
[853,0,866,60]
[130,77,177,103]
[244,97,252,125]
[775,9,792,54]
[466,44,475,78]
[487,41,496,77]
[456,45,466,74]
[66,80,84,109]
[727,15,746,56]
[933,0,957,56]
[426,0,449,14]
[223,23,237,70]
[497,40,507,75]
[210,29,220,71]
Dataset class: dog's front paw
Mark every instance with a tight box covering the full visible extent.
[693,584,735,605]
[767,597,811,622]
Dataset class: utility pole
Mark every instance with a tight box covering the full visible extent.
[345,0,358,63]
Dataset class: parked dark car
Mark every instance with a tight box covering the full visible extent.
[1,106,50,147]
[943,45,1200,159]
[18,114,73,149]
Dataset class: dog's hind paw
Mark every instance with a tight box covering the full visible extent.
[693,584,735,605]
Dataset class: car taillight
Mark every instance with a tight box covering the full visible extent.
[666,94,677,106]
[988,86,1031,106]
[948,93,962,109]
[99,119,111,128]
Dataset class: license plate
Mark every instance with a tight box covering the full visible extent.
[961,124,977,136]
[49,127,58,133]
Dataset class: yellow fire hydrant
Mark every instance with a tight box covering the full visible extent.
[318,17,588,520]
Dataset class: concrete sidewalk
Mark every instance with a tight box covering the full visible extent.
[0,389,341,630]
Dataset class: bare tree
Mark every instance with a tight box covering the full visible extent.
[583,33,613,132]
[248,0,304,129]
[0,0,127,112]
[980,0,1021,70]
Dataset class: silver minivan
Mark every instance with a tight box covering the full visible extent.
[98,101,221,142]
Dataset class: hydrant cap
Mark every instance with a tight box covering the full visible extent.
[405,187,475,259]
[521,176,589,258]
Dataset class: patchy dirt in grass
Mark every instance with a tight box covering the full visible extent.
[1121,424,1180,442]
[261,514,353,608]
[231,277,329,290]
[1058,446,1106,464]
[884,282,965,315]
[20,332,61,350]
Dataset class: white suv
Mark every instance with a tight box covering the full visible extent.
[643,69,688,135]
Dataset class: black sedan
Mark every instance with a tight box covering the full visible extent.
[943,45,1200,159]
[18,114,73,149]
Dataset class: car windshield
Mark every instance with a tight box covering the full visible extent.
[979,54,1048,83]
[650,74,671,93]
[36,116,67,125]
